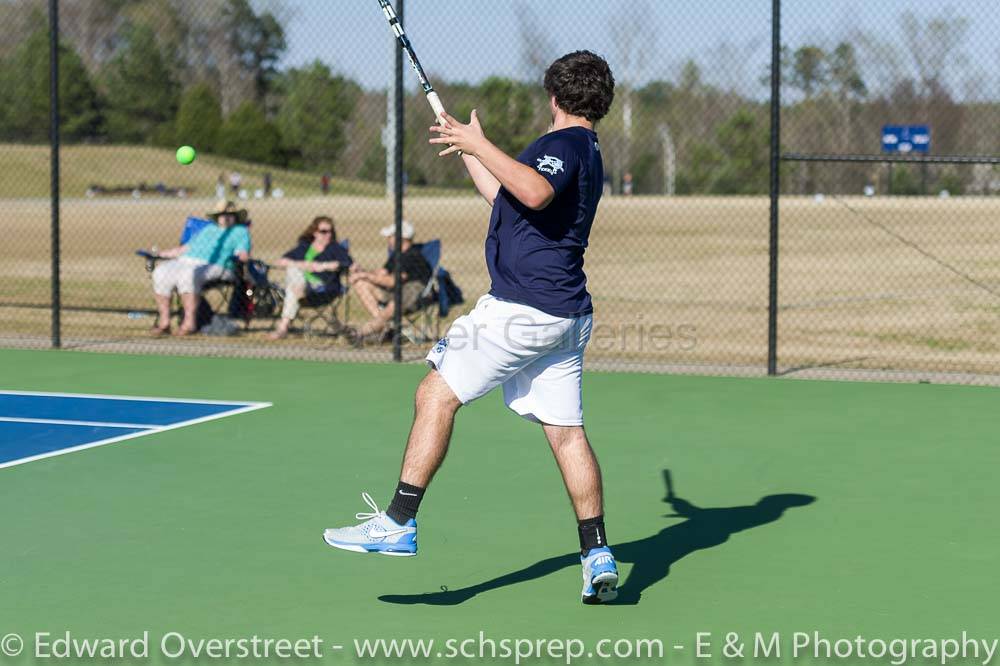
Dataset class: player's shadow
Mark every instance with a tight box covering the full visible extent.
[379,470,815,606]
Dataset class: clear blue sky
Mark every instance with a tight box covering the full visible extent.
[278,0,997,99]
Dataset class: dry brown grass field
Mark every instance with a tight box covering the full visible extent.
[0,144,446,199]
[2,193,999,376]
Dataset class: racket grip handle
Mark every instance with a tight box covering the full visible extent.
[426,91,446,123]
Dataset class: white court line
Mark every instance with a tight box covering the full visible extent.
[0,389,270,407]
[0,401,271,471]
[0,416,159,429]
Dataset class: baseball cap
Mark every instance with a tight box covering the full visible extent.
[380,220,414,239]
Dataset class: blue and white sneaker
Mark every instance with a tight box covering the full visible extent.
[581,546,618,604]
[323,492,417,556]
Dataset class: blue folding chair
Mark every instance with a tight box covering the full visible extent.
[180,216,213,244]
[397,239,464,343]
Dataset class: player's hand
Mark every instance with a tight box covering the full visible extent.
[429,110,486,157]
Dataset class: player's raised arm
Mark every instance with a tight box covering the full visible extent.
[431,112,555,211]
[462,156,502,206]
[428,110,502,206]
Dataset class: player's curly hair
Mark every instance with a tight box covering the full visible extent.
[543,51,615,122]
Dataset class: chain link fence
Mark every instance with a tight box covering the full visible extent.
[778,0,1000,381]
[0,0,997,382]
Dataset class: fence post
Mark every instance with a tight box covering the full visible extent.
[392,0,405,362]
[49,0,61,349]
[767,0,781,376]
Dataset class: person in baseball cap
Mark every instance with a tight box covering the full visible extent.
[347,220,431,342]
[379,219,415,240]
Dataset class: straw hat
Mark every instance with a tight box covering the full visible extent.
[207,200,248,224]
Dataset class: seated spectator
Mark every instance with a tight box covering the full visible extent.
[149,201,251,336]
[269,215,353,340]
[347,220,431,342]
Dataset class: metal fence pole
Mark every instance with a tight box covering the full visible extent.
[767,0,781,376]
[49,0,61,349]
[391,0,404,362]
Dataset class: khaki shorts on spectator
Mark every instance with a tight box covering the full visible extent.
[378,281,426,314]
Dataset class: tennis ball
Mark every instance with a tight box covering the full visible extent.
[176,145,196,165]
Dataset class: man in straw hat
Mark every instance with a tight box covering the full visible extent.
[148,201,251,336]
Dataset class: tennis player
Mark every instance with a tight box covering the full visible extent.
[324,51,618,604]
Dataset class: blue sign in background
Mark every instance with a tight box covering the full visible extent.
[882,125,930,153]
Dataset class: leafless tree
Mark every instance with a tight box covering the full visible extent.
[852,28,905,99]
[59,1,123,73]
[703,38,767,99]
[607,0,659,190]
[0,0,44,59]
[515,3,556,82]
[899,10,970,94]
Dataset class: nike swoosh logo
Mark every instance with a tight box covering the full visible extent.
[398,490,419,496]
[369,527,410,539]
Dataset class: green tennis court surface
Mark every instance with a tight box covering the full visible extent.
[1,348,997,665]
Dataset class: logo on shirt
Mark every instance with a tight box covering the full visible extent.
[433,337,449,354]
[536,155,565,176]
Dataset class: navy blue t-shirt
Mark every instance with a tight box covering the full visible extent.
[486,126,604,318]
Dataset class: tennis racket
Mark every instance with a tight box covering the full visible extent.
[376,0,446,123]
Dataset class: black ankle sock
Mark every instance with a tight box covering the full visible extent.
[578,515,608,554]
[386,481,425,524]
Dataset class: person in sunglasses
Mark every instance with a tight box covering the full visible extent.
[269,215,353,340]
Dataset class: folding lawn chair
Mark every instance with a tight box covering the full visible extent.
[296,239,352,339]
[398,239,464,344]
[137,216,279,332]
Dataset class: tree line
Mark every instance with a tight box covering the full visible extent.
[0,1,995,195]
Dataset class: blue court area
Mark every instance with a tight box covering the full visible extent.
[0,391,270,469]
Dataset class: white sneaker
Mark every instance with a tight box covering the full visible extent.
[581,546,619,603]
[323,492,417,556]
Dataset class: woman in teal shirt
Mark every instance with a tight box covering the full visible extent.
[150,202,251,336]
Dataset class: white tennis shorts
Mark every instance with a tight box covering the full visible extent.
[426,294,593,426]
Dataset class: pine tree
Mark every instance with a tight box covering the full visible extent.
[0,24,101,142]
[275,61,360,168]
[216,102,284,166]
[103,23,179,144]
[175,83,222,152]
